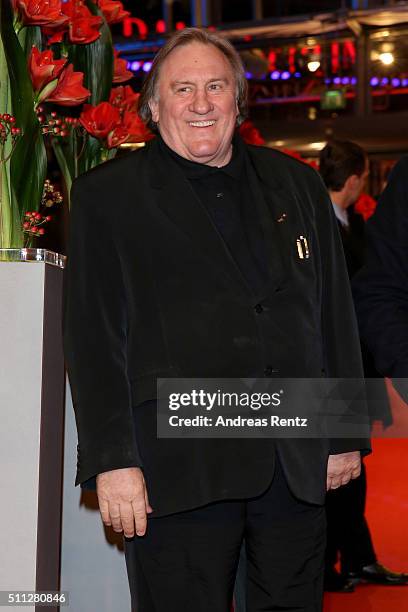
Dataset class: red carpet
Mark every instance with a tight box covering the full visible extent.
[324,382,408,612]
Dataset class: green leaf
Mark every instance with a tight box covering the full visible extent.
[0,0,46,246]
[18,24,42,60]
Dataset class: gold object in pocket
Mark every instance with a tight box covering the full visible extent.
[296,235,310,259]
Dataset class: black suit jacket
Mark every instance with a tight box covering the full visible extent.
[337,211,392,426]
[353,156,408,400]
[63,136,369,517]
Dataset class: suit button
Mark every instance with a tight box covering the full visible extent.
[254,303,263,314]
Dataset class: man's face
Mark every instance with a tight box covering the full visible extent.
[149,42,239,167]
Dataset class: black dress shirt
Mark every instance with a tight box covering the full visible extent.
[158,134,268,294]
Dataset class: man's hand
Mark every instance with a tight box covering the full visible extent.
[327,451,361,490]
[96,467,153,537]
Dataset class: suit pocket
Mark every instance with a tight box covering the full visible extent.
[130,367,180,407]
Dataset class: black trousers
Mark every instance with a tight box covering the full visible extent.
[124,458,326,612]
[325,461,376,574]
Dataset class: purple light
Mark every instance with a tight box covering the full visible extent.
[245,71,252,79]
[370,77,379,86]
[281,71,290,80]
[130,61,141,71]
[351,77,357,85]
[324,78,331,85]
[402,78,408,87]
[381,77,389,85]
[333,77,341,85]
[391,78,401,87]
[142,62,152,72]
[341,77,350,85]
[270,71,281,80]
[294,72,302,78]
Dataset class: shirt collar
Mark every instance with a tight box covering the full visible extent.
[158,131,245,180]
[331,201,349,227]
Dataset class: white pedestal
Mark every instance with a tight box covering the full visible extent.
[0,253,65,612]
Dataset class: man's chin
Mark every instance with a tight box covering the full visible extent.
[185,142,227,164]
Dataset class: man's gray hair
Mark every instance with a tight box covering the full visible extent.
[138,27,248,132]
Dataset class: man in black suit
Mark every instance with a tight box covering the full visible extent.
[63,29,369,611]
[320,140,407,591]
[353,156,408,393]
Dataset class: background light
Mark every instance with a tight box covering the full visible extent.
[379,52,394,65]
[307,61,320,73]
[130,61,141,71]
[142,62,152,72]
[281,71,291,80]
[270,70,281,80]
[309,141,326,151]
[370,77,379,86]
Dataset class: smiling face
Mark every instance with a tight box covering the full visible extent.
[149,42,239,167]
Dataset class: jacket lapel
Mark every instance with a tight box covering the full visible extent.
[246,146,297,296]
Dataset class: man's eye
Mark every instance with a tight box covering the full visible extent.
[209,83,222,91]
[177,87,192,93]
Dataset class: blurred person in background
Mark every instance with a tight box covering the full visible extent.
[319,140,408,592]
[353,155,408,405]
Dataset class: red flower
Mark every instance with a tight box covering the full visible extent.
[80,102,121,139]
[239,120,265,146]
[106,125,129,149]
[97,0,130,24]
[28,47,67,95]
[46,65,91,106]
[109,86,139,113]
[121,110,154,143]
[107,110,153,148]
[59,0,103,45]
[113,51,133,83]
[14,0,69,27]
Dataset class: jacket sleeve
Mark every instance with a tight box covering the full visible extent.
[63,176,142,486]
[312,172,371,455]
[352,157,408,391]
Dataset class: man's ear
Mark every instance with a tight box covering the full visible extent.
[149,98,159,124]
[345,174,359,191]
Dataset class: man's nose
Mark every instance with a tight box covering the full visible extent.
[189,88,213,114]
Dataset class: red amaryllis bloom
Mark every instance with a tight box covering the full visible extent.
[239,120,265,146]
[113,51,133,83]
[97,0,130,24]
[80,102,121,139]
[106,125,129,149]
[59,0,103,45]
[107,110,153,148]
[121,110,154,143]
[14,0,69,27]
[28,47,67,95]
[109,86,139,112]
[46,65,90,106]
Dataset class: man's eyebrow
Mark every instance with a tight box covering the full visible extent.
[171,77,230,86]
